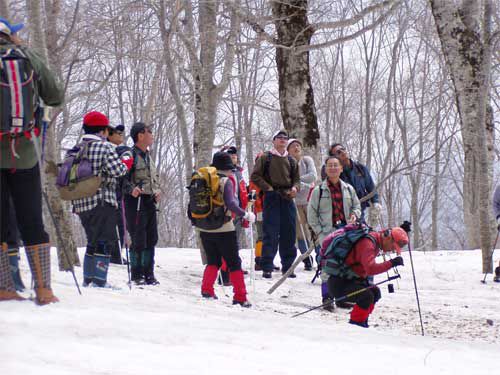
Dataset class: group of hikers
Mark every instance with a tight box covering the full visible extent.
[2,17,496,328]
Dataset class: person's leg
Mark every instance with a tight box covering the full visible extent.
[78,210,97,286]
[92,204,118,287]
[125,196,146,283]
[143,199,159,284]
[200,232,222,298]
[278,197,297,273]
[109,208,123,264]
[7,166,56,304]
[261,192,280,275]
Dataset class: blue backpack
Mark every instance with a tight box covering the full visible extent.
[318,223,375,279]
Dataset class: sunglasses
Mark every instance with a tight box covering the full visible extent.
[275,135,288,140]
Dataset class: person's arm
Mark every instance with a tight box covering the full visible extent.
[349,185,362,219]
[307,187,322,237]
[362,164,379,204]
[25,48,64,107]
[102,144,128,178]
[223,179,246,217]
[355,238,392,276]
[250,154,273,192]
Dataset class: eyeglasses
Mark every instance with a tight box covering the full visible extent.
[275,135,288,140]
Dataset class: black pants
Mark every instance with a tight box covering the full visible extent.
[78,203,118,255]
[124,195,158,252]
[0,165,48,245]
[108,205,125,263]
[328,276,381,310]
[200,230,242,272]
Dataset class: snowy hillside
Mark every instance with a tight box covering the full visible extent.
[2,247,499,375]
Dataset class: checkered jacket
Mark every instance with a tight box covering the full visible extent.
[71,134,128,213]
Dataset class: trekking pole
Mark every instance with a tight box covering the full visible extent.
[248,190,257,295]
[292,275,401,318]
[481,229,499,284]
[121,198,131,290]
[42,191,82,295]
[31,112,81,295]
[407,236,424,336]
[115,226,124,265]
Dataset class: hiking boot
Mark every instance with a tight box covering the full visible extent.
[254,263,262,271]
[349,319,369,328]
[232,300,252,308]
[262,271,272,279]
[0,289,25,301]
[336,301,355,309]
[1,244,24,302]
[273,264,280,271]
[202,292,218,300]
[145,276,160,285]
[34,288,59,305]
[322,297,335,312]
[283,271,296,278]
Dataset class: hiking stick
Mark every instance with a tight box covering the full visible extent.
[407,236,424,336]
[292,275,401,318]
[481,229,499,284]
[115,225,124,265]
[120,198,131,290]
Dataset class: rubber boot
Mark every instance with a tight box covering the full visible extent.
[143,248,159,285]
[321,282,334,312]
[201,265,219,298]
[25,243,59,305]
[8,247,26,291]
[83,252,95,286]
[129,250,143,284]
[230,270,251,307]
[0,243,25,301]
[349,304,371,328]
[93,253,111,287]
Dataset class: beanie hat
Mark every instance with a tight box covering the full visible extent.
[0,18,24,36]
[225,146,237,155]
[211,151,235,171]
[83,111,109,127]
[109,124,125,132]
[286,138,302,150]
[272,129,288,140]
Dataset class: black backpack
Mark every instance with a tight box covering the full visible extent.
[0,46,40,135]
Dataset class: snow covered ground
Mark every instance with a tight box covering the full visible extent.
[2,247,499,375]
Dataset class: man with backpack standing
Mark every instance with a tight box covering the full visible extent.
[123,122,161,285]
[324,143,381,222]
[0,18,63,304]
[250,130,300,279]
[70,112,131,288]
[322,226,407,328]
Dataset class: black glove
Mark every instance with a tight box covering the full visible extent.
[390,256,404,267]
[400,221,412,233]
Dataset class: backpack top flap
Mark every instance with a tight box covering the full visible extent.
[0,47,38,134]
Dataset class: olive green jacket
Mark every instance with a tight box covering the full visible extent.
[0,41,64,169]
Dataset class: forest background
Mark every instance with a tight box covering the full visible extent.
[2,0,499,272]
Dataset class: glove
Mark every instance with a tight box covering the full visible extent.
[244,211,256,223]
[400,220,412,233]
[390,256,404,267]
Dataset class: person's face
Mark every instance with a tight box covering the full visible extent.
[288,142,302,159]
[229,153,238,165]
[273,134,289,149]
[138,127,154,147]
[331,145,349,162]
[325,157,343,180]
[108,130,124,146]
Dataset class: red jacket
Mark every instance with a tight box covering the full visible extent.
[345,232,393,279]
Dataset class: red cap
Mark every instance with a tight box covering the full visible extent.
[83,111,109,127]
[390,227,409,254]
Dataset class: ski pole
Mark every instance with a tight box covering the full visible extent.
[407,236,424,336]
[248,190,256,295]
[120,198,131,290]
[292,275,401,318]
[115,225,124,265]
[481,229,499,284]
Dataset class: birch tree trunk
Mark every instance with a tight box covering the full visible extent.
[271,0,320,150]
[27,0,80,270]
[0,0,9,18]
[429,0,494,272]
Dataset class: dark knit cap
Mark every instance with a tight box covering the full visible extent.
[211,151,234,171]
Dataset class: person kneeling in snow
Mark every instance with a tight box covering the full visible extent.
[327,227,408,328]
[200,152,255,307]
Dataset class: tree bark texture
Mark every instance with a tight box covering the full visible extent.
[271,0,320,149]
[429,0,494,271]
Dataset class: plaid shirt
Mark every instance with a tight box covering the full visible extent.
[71,134,128,213]
[327,179,345,226]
